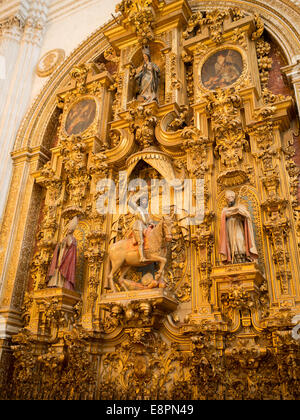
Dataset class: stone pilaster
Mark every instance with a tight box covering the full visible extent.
[0,1,50,225]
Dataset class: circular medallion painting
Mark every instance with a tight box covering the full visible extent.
[36,49,65,77]
[65,99,97,136]
[201,49,243,90]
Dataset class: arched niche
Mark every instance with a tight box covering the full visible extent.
[215,186,265,270]
[254,29,292,99]
[41,106,63,151]
[127,41,166,105]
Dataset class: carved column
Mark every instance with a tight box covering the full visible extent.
[0,145,49,395]
[0,15,24,117]
[248,103,300,309]
[83,230,105,330]
[84,152,108,329]
[0,2,49,223]
[191,213,215,320]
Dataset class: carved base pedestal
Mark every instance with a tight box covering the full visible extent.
[99,288,178,330]
[211,263,265,307]
[28,287,81,336]
[210,263,266,329]
[100,287,177,308]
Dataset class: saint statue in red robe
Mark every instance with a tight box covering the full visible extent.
[47,216,78,290]
[219,190,258,264]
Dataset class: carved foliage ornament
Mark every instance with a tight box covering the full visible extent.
[116,0,164,45]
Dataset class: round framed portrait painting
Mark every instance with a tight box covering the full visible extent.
[65,98,97,136]
[201,49,243,91]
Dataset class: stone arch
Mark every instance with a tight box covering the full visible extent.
[14,21,115,151]
[189,0,300,63]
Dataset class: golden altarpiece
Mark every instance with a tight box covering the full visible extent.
[0,0,300,400]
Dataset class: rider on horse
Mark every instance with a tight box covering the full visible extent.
[128,193,154,263]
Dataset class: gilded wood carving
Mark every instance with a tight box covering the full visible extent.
[1,0,300,400]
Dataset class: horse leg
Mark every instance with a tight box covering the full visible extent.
[119,265,131,291]
[148,254,167,282]
[107,257,124,292]
[107,266,117,292]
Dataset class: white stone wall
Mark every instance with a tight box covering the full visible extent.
[0,0,119,225]
[30,0,119,105]
[0,0,49,225]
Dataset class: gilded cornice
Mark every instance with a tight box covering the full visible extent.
[11,145,50,165]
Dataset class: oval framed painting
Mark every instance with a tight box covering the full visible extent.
[64,98,97,136]
[201,49,244,91]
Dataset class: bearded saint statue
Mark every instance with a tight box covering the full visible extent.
[219,190,258,264]
[47,216,78,290]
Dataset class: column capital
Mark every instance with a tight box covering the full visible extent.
[0,14,25,39]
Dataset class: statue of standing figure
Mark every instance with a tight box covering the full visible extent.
[219,190,258,264]
[135,46,160,104]
[128,192,155,263]
[106,188,173,291]
[47,216,78,290]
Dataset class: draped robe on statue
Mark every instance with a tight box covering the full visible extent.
[219,204,258,263]
[135,61,160,103]
[47,234,77,290]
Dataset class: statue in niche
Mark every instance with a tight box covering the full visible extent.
[135,46,160,104]
[106,190,173,292]
[47,216,78,290]
[219,190,258,264]
[128,192,155,263]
